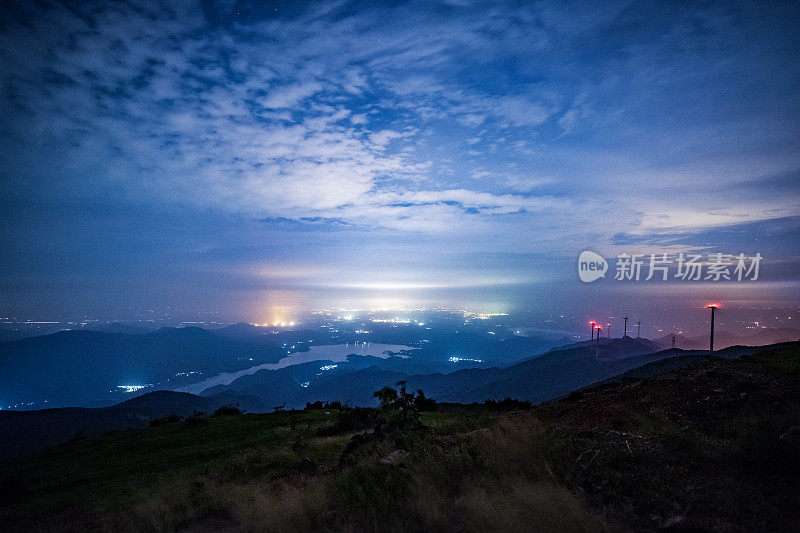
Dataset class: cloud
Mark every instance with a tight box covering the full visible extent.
[1,0,799,258]
[261,81,325,109]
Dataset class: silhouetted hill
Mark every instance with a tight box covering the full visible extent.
[91,322,158,335]
[213,337,681,408]
[547,335,659,353]
[656,327,800,350]
[596,342,800,384]
[0,390,266,458]
[403,330,563,364]
[214,322,265,339]
[0,329,36,344]
[0,327,285,408]
[433,337,671,403]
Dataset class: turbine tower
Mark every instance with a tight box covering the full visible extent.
[707,303,718,352]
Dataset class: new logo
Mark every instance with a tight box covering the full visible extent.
[578,250,608,282]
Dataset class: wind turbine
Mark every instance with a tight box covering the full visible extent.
[707,303,719,352]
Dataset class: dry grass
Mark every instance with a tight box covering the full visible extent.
[110,411,604,532]
[68,409,604,532]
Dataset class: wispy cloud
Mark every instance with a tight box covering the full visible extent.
[1,0,798,313]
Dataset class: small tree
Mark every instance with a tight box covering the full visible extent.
[374,385,399,407]
[373,381,433,428]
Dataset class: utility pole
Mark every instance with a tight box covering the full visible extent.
[623,316,628,337]
[636,321,641,338]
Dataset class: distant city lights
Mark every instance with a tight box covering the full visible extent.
[463,312,509,320]
[253,321,297,327]
[371,317,412,324]
[116,385,150,393]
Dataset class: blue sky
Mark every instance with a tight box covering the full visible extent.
[1,0,798,319]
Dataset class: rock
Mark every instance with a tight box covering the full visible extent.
[379,450,408,466]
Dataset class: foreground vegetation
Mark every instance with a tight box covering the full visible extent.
[2,343,799,532]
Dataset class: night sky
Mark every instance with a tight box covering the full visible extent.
[1,0,798,320]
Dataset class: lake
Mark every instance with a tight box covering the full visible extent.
[176,342,418,395]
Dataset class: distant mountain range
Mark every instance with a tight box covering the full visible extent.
[203,336,800,409]
[1,322,795,417]
[210,336,663,407]
[4,339,796,460]
[0,323,565,409]
[0,327,286,408]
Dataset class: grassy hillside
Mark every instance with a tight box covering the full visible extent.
[2,343,799,532]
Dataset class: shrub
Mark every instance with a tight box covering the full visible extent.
[149,413,182,427]
[318,407,378,436]
[212,405,243,417]
[483,398,532,411]
[374,382,435,424]
[181,414,209,429]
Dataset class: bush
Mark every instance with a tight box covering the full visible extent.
[483,398,532,411]
[181,414,209,429]
[318,407,378,436]
[374,382,435,424]
[415,390,437,411]
[149,413,182,427]
[213,405,243,417]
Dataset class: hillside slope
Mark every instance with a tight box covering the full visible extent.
[0,391,267,458]
[1,342,798,531]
